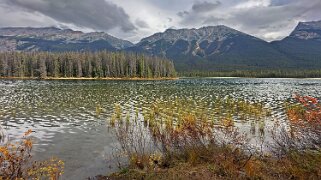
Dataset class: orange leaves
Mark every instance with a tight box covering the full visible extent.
[24,129,33,136]
[0,130,64,179]
[287,108,303,123]
[288,94,321,124]
[28,158,65,179]
[294,94,319,106]
[23,139,33,149]
[0,146,10,161]
[286,94,321,142]
[0,130,33,178]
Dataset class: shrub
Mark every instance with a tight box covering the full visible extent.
[273,94,321,155]
[0,129,64,179]
[106,95,321,179]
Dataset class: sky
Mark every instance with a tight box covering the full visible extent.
[1,0,321,43]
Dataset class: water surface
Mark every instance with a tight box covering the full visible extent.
[1,78,321,179]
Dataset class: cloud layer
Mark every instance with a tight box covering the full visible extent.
[1,0,321,42]
[3,0,135,32]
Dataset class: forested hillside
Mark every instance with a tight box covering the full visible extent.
[128,26,292,71]
[0,51,176,79]
[272,20,321,68]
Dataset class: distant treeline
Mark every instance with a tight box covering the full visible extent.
[181,69,321,78]
[0,51,176,78]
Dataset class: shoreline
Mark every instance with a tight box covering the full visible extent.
[180,76,321,80]
[0,77,179,81]
[180,76,321,79]
[2,76,321,80]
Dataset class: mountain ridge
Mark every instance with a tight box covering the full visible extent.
[0,27,133,52]
[1,21,321,71]
[128,25,292,71]
[271,20,321,68]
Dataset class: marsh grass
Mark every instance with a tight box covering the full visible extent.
[107,97,262,176]
[105,95,321,179]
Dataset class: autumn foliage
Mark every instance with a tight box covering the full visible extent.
[106,96,321,180]
[287,94,321,123]
[0,130,64,179]
[287,95,321,149]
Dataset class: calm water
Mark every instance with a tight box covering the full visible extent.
[1,78,321,179]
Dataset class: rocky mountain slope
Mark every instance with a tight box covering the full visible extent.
[0,27,133,52]
[128,26,291,71]
[272,20,321,68]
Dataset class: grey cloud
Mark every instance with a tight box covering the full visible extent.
[177,1,222,26]
[270,0,293,6]
[202,16,224,25]
[135,19,149,28]
[177,0,321,41]
[229,1,321,33]
[5,0,135,32]
[1,0,321,42]
[177,11,189,17]
[192,1,221,12]
[0,2,56,28]
[177,1,221,17]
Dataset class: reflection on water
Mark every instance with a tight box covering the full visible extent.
[1,78,321,179]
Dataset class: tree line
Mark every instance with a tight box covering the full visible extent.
[0,51,177,78]
[180,69,321,78]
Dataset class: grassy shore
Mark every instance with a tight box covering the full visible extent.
[104,150,321,180]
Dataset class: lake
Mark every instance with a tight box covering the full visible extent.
[1,78,321,179]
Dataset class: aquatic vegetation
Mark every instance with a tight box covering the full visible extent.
[107,97,265,171]
[286,94,321,123]
[0,130,64,179]
[132,96,270,130]
[106,95,321,179]
[2,78,321,178]
[95,103,103,116]
[276,94,321,154]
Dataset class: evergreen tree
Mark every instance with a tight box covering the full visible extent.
[0,51,177,78]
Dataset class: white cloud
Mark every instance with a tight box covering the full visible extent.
[234,0,270,9]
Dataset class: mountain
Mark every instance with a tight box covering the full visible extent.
[271,20,321,68]
[128,25,292,71]
[1,22,321,72]
[0,27,133,52]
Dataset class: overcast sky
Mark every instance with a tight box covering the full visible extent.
[1,0,321,42]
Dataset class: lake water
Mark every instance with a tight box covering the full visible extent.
[1,78,321,179]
